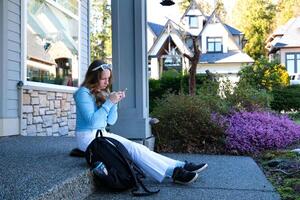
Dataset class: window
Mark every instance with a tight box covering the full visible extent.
[189,16,198,28]
[162,55,182,72]
[26,0,79,87]
[286,53,300,74]
[207,37,222,53]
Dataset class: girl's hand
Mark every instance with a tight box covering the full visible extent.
[109,91,125,104]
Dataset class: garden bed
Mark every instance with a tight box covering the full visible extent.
[255,146,300,200]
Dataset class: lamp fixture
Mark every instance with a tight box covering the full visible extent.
[160,0,175,6]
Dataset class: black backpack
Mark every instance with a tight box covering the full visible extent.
[85,130,160,196]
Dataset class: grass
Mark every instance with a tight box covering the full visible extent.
[256,150,300,200]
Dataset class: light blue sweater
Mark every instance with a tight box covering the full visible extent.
[73,87,118,131]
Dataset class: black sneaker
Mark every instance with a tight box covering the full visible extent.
[184,161,208,173]
[172,167,198,184]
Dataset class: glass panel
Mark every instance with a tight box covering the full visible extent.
[215,42,222,52]
[287,60,295,73]
[163,56,182,71]
[297,60,300,73]
[208,42,214,52]
[189,16,198,28]
[52,0,78,15]
[286,54,295,60]
[215,38,222,42]
[27,0,79,86]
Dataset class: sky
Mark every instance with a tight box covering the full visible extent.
[147,0,237,25]
[147,0,182,24]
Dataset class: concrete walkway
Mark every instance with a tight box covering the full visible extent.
[0,136,280,200]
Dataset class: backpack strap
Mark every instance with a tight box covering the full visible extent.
[95,129,103,138]
[131,178,160,196]
[104,137,159,196]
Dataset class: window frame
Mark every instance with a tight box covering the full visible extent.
[21,0,81,90]
[206,37,223,53]
[286,52,300,74]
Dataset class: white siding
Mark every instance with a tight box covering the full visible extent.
[5,0,21,118]
[201,23,239,54]
[197,62,242,74]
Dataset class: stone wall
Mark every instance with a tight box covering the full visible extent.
[22,89,76,136]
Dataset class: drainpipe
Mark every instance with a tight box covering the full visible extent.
[17,81,24,135]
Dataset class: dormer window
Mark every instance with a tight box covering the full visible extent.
[207,37,222,53]
[189,16,198,28]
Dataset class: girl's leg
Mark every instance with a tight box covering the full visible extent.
[104,132,184,182]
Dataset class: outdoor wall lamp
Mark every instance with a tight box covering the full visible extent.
[160,0,175,6]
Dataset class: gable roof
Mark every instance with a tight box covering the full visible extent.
[148,19,193,56]
[147,22,164,37]
[266,16,300,52]
[180,0,206,21]
[199,9,240,49]
[273,17,300,48]
[224,24,242,35]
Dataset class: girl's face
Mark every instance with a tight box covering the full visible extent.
[98,69,111,90]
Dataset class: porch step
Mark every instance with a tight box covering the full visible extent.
[0,136,95,200]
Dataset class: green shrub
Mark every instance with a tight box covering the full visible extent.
[226,80,273,111]
[238,57,289,91]
[151,94,226,153]
[149,71,208,112]
[271,85,300,112]
[181,74,207,94]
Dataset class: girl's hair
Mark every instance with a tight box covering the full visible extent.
[81,60,112,105]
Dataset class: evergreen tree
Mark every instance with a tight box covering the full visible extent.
[90,0,112,62]
[275,0,300,27]
[232,0,276,60]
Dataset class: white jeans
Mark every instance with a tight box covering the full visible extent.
[76,129,183,182]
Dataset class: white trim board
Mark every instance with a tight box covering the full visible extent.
[0,118,19,136]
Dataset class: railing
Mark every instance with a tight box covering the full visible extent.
[290,73,300,85]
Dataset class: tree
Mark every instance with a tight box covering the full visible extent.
[275,0,300,27]
[183,36,201,95]
[238,57,290,91]
[90,0,112,62]
[178,0,226,95]
[215,0,227,22]
[179,0,212,15]
[232,0,276,60]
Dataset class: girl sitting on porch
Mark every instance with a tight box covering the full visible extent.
[73,59,208,184]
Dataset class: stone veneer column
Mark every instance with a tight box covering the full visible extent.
[22,89,76,136]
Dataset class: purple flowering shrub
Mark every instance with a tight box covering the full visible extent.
[220,112,300,154]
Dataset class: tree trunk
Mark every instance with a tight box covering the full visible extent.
[184,36,201,96]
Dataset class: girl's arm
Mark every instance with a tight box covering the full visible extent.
[75,89,115,127]
[107,104,118,125]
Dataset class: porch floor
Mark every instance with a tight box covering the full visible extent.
[0,136,280,200]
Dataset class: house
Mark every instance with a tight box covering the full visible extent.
[266,16,300,85]
[0,0,153,146]
[147,1,254,81]
[148,19,193,79]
